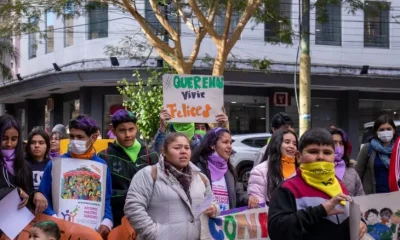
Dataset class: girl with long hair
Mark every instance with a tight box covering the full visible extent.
[25,129,51,190]
[0,114,47,214]
[191,128,251,210]
[248,129,298,204]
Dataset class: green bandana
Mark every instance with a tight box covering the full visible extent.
[172,123,195,140]
[195,130,206,136]
[117,139,141,163]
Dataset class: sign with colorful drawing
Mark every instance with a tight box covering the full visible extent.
[52,158,107,230]
[353,191,400,240]
[162,74,224,123]
[200,205,269,240]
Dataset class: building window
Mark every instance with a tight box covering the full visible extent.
[88,1,108,40]
[144,0,180,36]
[264,0,292,43]
[214,13,240,37]
[64,1,74,47]
[364,1,389,48]
[45,11,55,53]
[315,3,341,46]
[28,17,37,59]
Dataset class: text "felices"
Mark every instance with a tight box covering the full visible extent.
[167,103,211,118]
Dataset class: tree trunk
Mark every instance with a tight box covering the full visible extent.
[212,48,228,76]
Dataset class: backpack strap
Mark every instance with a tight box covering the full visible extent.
[199,173,208,187]
[151,165,157,181]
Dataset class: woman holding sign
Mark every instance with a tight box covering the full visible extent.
[124,132,219,240]
[0,115,48,215]
[191,128,252,210]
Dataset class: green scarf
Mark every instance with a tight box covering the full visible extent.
[117,139,141,163]
[172,123,195,140]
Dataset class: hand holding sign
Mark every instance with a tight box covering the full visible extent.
[163,74,224,123]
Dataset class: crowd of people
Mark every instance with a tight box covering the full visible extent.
[1,107,400,240]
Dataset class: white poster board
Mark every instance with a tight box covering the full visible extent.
[353,191,400,240]
[162,74,224,123]
[200,205,269,240]
[52,158,107,229]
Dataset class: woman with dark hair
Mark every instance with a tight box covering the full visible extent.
[125,132,218,240]
[0,114,47,214]
[330,128,364,196]
[248,129,298,205]
[191,128,250,210]
[25,129,51,190]
[356,115,398,194]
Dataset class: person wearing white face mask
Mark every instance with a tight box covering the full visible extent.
[356,115,398,195]
[39,115,113,239]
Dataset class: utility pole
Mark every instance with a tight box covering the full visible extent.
[299,0,311,136]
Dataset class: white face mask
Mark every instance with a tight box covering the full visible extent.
[69,139,91,155]
[377,130,394,143]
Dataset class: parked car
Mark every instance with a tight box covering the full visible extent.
[360,120,400,150]
[230,133,271,190]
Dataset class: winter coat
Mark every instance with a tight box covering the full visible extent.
[355,143,377,194]
[342,166,364,197]
[98,141,158,226]
[247,161,296,204]
[124,158,219,240]
[192,156,248,208]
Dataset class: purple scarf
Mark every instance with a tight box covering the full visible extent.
[2,149,15,175]
[207,152,228,181]
[334,146,346,180]
[49,151,61,159]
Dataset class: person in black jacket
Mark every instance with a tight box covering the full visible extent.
[0,115,47,215]
[191,127,251,210]
[268,128,367,240]
[25,129,51,190]
[98,109,159,226]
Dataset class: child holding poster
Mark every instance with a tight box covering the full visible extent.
[39,115,113,239]
[268,128,367,240]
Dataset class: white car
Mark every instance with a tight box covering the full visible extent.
[230,133,271,189]
[360,121,400,150]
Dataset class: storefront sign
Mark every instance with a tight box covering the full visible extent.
[272,92,290,107]
[163,74,224,123]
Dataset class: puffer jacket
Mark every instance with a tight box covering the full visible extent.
[248,161,296,204]
[124,158,219,240]
[342,166,364,197]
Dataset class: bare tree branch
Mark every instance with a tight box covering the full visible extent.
[149,0,179,40]
[188,0,221,43]
[121,0,175,54]
[226,0,262,53]
[172,0,196,32]
[222,0,233,44]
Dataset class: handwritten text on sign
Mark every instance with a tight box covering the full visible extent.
[200,206,269,240]
[163,74,224,123]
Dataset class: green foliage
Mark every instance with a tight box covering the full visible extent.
[117,67,175,142]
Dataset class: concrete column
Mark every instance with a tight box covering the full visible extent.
[79,87,103,131]
[338,90,360,159]
[49,94,64,129]
[24,99,45,137]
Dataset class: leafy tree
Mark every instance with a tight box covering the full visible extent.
[117,67,175,142]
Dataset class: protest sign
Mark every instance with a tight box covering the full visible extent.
[0,214,102,240]
[163,74,224,123]
[353,191,400,240]
[107,216,137,240]
[52,158,107,229]
[200,206,269,240]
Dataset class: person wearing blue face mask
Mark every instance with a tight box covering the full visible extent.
[330,128,364,197]
[356,115,398,195]
[39,115,113,239]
